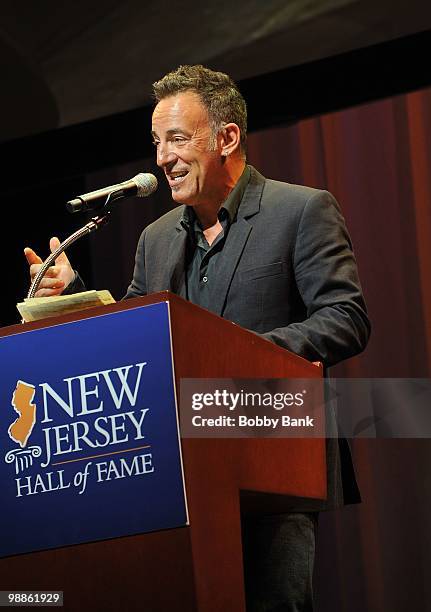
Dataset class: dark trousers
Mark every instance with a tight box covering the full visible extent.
[242,512,318,612]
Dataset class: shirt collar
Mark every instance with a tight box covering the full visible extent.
[221,164,251,224]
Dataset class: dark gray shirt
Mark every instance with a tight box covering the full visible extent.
[181,165,251,309]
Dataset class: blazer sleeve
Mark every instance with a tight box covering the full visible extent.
[123,228,148,299]
[62,229,148,299]
[62,271,86,294]
[262,190,370,367]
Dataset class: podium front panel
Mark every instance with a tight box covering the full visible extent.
[0,301,187,558]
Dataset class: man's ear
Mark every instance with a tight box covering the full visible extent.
[220,123,241,157]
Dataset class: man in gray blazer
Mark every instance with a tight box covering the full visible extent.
[26,64,370,611]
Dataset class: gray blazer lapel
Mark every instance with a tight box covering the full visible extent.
[166,220,188,297]
[209,168,265,315]
[209,218,252,315]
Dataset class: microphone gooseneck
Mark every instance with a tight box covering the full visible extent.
[26,216,110,300]
[25,172,158,306]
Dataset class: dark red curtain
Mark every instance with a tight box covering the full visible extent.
[246,89,431,611]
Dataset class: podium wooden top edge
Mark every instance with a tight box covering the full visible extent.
[3,291,173,337]
[2,291,321,375]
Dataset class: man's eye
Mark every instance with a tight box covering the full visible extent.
[152,140,160,147]
[173,136,186,143]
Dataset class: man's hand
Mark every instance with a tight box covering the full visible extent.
[24,237,75,297]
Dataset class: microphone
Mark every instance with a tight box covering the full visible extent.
[66,173,158,213]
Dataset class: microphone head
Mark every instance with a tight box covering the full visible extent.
[133,173,158,197]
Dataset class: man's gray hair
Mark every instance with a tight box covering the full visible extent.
[152,64,247,155]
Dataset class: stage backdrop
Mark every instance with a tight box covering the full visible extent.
[12,85,431,611]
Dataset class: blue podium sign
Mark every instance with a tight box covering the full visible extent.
[0,302,188,557]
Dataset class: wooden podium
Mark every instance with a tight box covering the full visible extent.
[0,292,325,611]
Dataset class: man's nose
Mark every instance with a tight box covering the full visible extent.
[156,144,177,167]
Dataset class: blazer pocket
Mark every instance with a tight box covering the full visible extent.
[239,261,285,282]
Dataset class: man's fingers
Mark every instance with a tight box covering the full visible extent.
[26,238,71,294]
[50,236,70,267]
[28,264,64,282]
[40,266,63,278]
[28,263,41,281]
[24,247,43,266]
[55,250,71,266]
[25,238,64,266]
[38,277,65,290]
[34,286,65,298]
[49,236,61,253]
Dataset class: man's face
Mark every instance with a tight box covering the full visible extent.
[151,91,226,207]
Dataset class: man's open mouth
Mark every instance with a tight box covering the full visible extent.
[168,171,189,185]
